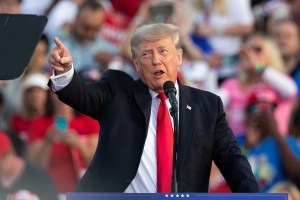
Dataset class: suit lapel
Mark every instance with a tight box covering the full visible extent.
[133,79,152,135]
[178,85,196,165]
[132,81,196,165]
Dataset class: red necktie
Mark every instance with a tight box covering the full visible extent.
[156,93,173,192]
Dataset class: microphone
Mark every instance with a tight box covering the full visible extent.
[163,81,179,192]
[163,81,178,114]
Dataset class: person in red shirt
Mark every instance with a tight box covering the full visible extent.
[27,92,99,195]
[9,72,49,145]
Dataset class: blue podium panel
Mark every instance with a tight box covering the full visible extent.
[67,193,287,200]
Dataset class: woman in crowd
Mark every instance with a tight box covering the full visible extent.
[219,33,297,136]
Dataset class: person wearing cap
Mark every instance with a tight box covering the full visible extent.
[8,72,49,148]
[2,35,50,130]
[0,131,58,200]
[235,86,300,192]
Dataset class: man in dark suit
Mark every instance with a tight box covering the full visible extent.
[48,23,259,193]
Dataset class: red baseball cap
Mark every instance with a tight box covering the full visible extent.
[0,131,12,159]
[246,85,278,113]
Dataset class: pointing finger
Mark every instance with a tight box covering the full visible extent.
[54,37,64,49]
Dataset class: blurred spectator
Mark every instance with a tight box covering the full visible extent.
[287,0,300,27]
[253,0,291,34]
[9,73,49,147]
[289,100,300,143]
[269,181,300,200]
[219,33,297,136]
[44,0,88,39]
[3,34,49,128]
[236,86,300,192]
[180,59,218,91]
[192,0,254,82]
[25,34,50,74]
[110,0,143,20]
[0,0,21,14]
[27,92,99,196]
[271,19,300,98]
[21,0,52,14]
[2,34,50,128]
[0,131,58,200]
[100,0,143,46]
[52,0,119,73]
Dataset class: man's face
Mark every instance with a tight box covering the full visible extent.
[74,8,104,42]
[133,37,182,93]
[272,22,300,58]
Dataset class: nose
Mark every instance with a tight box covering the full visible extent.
[152,51,161,66]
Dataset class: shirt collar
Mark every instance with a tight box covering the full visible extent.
[149,81,179,100]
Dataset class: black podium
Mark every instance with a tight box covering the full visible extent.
[0,14,47,80]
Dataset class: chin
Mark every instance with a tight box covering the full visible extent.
[151,84,164,93]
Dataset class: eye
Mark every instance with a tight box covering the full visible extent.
[141,51,152,57]
[159,49,168,55]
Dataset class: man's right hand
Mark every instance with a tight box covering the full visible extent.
[48,37,73,75]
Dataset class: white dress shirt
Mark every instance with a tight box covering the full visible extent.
[50,67,179,192]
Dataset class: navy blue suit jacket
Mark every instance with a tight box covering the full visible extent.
[53,69,259,192]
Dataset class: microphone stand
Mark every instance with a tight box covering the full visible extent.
[170,108,179,193]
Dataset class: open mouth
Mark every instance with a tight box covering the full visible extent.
[153,70,165,78]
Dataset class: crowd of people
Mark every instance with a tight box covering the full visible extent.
[1,0,300,199]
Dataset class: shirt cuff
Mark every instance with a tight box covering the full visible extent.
[50,64,74,92]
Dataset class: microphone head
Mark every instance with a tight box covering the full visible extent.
[163,81,176,95]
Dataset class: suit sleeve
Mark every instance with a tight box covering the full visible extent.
[52,70,113,120]
[213,96,259,192]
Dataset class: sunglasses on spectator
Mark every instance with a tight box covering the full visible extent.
[249,45,263,54]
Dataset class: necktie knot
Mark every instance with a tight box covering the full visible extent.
[157,93,167,101]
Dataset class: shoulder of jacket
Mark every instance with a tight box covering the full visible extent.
[183,85,219,99]
[103,69,134,82]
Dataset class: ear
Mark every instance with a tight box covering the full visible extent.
[132,59,140,73]
[176,49,183,68]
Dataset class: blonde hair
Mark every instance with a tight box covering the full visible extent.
[239,33,285,84]
[193,0,227,15]
[264,39,285,73]
[130,23,180,60]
